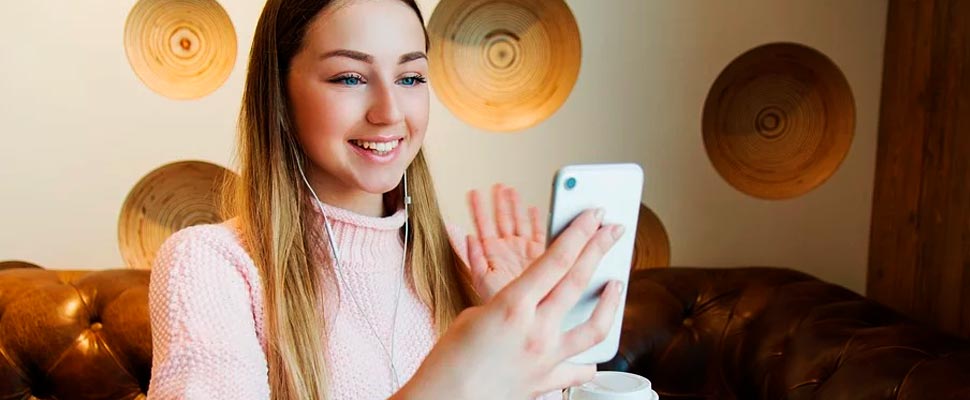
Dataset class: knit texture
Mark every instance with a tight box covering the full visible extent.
[147,201,560,399]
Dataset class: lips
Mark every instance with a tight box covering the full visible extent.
[349,138,402,153]
[347,138,404,164]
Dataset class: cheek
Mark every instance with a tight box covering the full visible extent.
[291,85,362,149]
[403,90,430,140]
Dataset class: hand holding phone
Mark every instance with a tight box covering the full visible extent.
[546,163,644,364]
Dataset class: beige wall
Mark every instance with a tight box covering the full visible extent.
[0,0,886,293]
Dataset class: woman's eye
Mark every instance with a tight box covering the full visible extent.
[398,75,427,87]
[329,74,365,86]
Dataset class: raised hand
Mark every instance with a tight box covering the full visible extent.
[466,183,547,302]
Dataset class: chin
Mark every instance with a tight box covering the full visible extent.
[354,173,404,195]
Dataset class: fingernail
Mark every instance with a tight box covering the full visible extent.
[611,225,625,240]
[594,208,605,221]
[609,280,623,293]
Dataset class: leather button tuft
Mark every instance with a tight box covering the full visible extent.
[91,322,103,331]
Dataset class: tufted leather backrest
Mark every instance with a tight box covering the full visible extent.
[4,266,970,399]
[0,268,151,400]
[603,267,970,400]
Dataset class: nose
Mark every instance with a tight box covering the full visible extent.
[366,80,404,126]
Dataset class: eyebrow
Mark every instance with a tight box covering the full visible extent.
[319,49,427,65]
[398,51,427,64]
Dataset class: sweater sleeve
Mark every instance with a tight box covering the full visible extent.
[146,225,270,400]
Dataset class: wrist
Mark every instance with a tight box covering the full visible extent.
[391,375,436,400]
[389,382,417,400]
[393,367,476,400]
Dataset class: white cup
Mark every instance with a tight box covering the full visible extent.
[564,371,659,400]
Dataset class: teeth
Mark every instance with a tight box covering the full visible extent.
[352,139,400,154]
[353,140,401,152]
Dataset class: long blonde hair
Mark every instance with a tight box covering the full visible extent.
[222,1,479,398]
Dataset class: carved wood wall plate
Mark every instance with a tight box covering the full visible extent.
[702,42,855,199]
[632,203,671,270]
[124,0,237,99]
[118,160,236,269]
[427,0,581,132]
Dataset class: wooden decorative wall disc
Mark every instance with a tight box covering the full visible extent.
[632,203,671,270]
[702,42,855,199]
[124,0,237,99]
[118,161,236,269]
[427,0,581,132]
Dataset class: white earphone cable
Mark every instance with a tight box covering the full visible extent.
[296,159,408,392]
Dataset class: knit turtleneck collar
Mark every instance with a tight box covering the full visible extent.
[306,197,407,271]
[309,198,407,231]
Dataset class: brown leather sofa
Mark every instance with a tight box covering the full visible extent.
[604,267,970,400]
[0,262,151,400]
[2,262,970,399]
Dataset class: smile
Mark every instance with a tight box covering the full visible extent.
[350,138,402,155]
[348,138,404,163]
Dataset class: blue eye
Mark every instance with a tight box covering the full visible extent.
[330,74,364,86]
[398,75,427,87]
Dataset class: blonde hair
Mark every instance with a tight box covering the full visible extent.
[221,0,478,398]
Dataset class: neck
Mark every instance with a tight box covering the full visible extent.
[305,170,386,218]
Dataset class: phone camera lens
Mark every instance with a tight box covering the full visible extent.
[565,177,577,190]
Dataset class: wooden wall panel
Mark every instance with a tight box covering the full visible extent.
[868,0,970,337]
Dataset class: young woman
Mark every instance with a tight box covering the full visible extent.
[146,0,625,399]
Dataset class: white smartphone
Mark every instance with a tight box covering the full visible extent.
[546,163,643,364]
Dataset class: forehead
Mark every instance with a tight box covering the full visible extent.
[304,0,426,60]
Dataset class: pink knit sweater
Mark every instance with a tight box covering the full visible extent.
[146,201,561,399]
